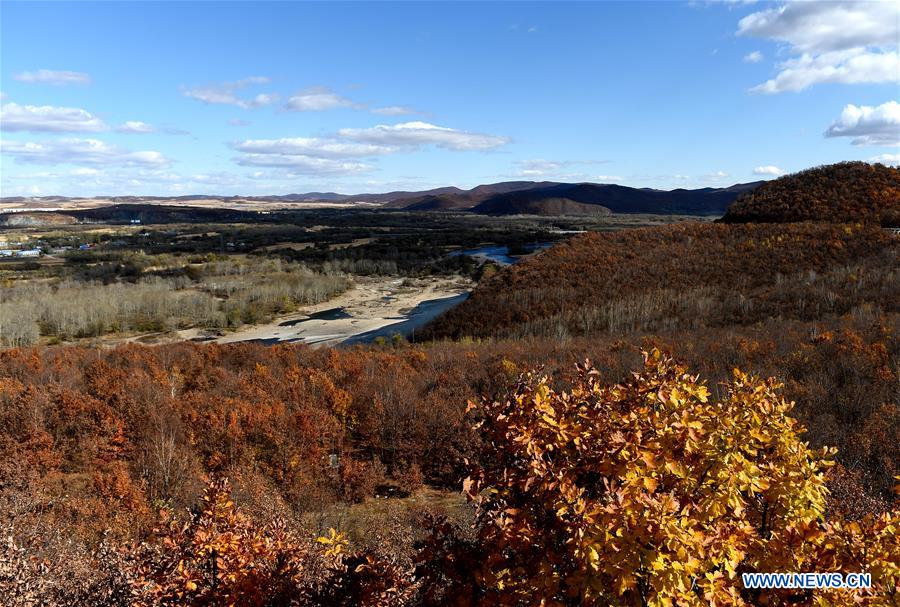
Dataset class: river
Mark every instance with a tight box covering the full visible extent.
[199,242,550,347]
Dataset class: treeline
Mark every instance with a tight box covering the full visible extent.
[419,222,898,341]
[721,161,900,226]
[0,258,348,346]
[2,350,896,605]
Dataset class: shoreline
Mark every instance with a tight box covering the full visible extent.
[178,274,473,347]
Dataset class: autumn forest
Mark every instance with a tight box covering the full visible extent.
[1,162,899,605]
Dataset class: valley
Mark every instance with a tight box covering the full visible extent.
[0,208,696,348]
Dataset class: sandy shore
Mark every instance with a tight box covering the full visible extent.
[177,275,472,347]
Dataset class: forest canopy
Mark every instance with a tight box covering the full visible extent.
[2,351,896,605]
[419,221,898,341]
[721,162,900,226]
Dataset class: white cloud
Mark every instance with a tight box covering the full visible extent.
[371,105,418,116]
[229,122,506,177]
[1,102,107,132]
[231,137,397,158]
[1,138,169,166]
[338,121,509,151]
[233,153,373,175]
[738,1,898,53]
[750,48,899,93]
[13,69,91,85]
[870,153,899,166]
[2,166,275,197]
[2,103,168,136]
[700,170,729,182]
[753,165,785,175]
[517,160,565,173]
[233,76,270,87]
[182,76,277,109]
[824,101,900,146]
[117,120,156,133]
[251,93,279,106]
[7,167,102,179]
[738,1,899,93]
[743,50,763,63]
[285,86,362,111]
[71,167,101,176]
[511,159,612,178]
[229,135,386,176]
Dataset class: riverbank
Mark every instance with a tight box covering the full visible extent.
[180,275,473,347]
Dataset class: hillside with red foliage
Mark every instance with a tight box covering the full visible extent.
[721,162,900,226]
[2,314,896,532]
[1,341,897,605]
[420,221,897,341]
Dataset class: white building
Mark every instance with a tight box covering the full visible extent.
[14,249,41,257]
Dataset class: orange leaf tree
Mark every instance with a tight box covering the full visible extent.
[428,350,897,606]
[128,478,415,606]
[129,478,312,606]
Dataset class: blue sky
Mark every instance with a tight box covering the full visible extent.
[1,1,898,197]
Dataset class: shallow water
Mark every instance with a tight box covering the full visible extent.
[450,242,553,265]
[279,307,352,326]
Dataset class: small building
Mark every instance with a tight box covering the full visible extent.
[14,248,41,257]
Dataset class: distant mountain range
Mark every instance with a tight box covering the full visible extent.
[1,180,766,217]
[460,182,764,216]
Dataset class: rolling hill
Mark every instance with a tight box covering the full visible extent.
[721,161,900,226]
[381,181,763,216]
[418,221,898,341]
[382,181,563,210]
[466,182,763,215]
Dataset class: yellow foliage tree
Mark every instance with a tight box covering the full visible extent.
[446,350,897,606]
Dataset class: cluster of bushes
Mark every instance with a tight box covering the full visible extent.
[2,353,896,605]
[1,311,896,535]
